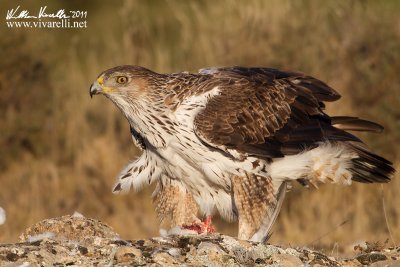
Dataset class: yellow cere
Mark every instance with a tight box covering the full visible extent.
[96,76,114,93]
[97,76,104,85]
[102,86,115,93]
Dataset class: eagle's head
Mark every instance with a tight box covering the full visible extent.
[90,65,164,118]
[90,65,172,148]
[89,65,162,100]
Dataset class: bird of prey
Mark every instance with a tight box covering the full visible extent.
[90,65,394,242]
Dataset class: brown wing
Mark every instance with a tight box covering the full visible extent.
[194,67,361,158]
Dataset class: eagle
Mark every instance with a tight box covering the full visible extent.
[90,66,394,242]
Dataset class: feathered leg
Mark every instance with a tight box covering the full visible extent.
[249,182,287,242]
[153,181,200,226]
[232,174,285,242]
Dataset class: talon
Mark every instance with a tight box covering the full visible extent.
[182,215,215,234]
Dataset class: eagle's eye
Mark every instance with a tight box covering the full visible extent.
[116,76,128,84]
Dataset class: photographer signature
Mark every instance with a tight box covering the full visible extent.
[6,6,70,20]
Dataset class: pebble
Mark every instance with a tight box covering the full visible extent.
[114,246,142,262]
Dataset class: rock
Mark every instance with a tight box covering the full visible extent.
[167,247,181,257]
[340,259,362,267]
[19,214,119,246]
[153,252,177,265]
[370,259,400,267]
[0,215,399,266]
[114,246,142,263]
[356,253,388,265]
[272,253,304,267]
[198,241,225,255]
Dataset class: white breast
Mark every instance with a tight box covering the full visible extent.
[153,87,241,219]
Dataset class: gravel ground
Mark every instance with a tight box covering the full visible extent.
[0,215,399,266]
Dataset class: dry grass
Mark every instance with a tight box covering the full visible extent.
[0,0,399,253]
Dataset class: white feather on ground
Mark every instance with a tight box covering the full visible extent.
[0,207,5,225]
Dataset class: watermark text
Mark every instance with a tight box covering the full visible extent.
[6,5,87,29]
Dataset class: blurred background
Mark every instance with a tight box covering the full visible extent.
[1,0,399,254]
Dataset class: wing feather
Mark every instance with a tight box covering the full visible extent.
[192,67,359,158]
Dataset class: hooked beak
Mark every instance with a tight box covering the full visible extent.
[89,82,101,98]
[90,76,113,98]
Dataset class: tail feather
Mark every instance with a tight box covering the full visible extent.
[331,116,394,183]
[347,142,394,183]
[332,116,383,133]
